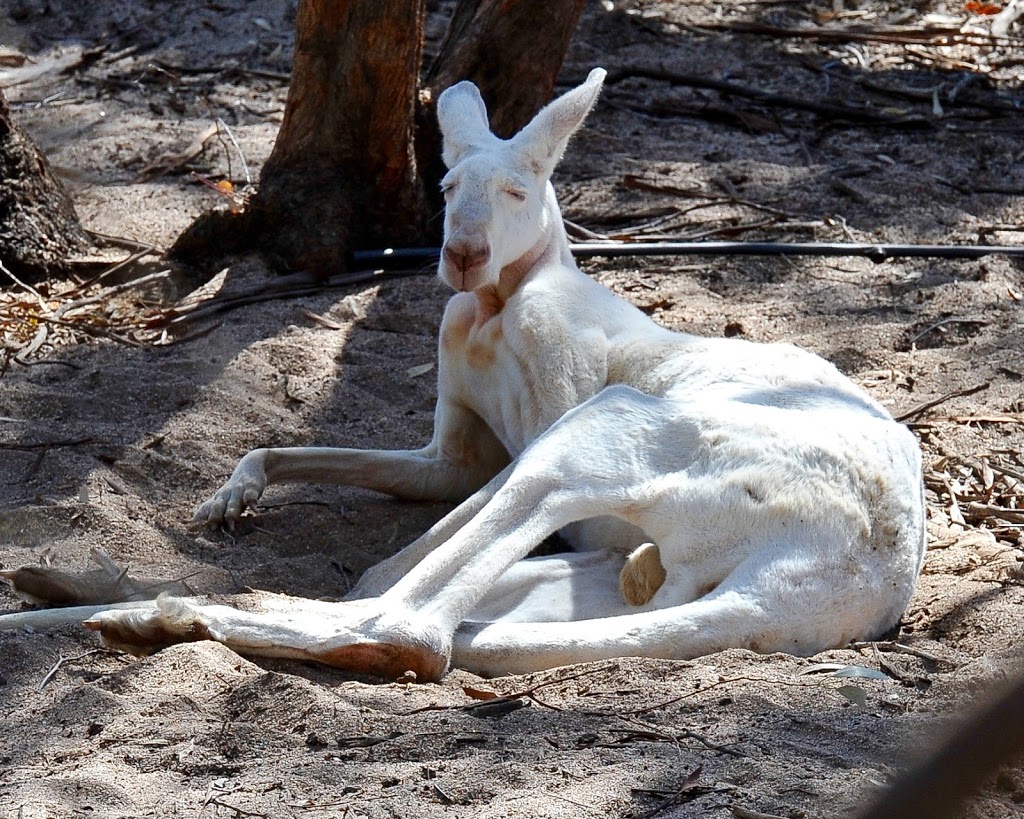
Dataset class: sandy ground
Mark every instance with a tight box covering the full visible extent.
[1,1,1024,817]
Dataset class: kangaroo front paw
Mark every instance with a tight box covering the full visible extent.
[193,450,269,528]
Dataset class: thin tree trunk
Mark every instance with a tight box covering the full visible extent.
[174,0,428,276]
[0,87,88,283]
[249,0,428,274]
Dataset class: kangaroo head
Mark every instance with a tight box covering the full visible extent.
[435,68,606,292]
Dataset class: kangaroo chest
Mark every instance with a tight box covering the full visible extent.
[439,291,607,456]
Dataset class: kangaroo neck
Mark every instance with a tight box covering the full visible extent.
[492,186,571,302]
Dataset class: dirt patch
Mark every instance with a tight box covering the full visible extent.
[2,1,1023,817]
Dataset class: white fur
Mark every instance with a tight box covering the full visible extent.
[42,68,926,680]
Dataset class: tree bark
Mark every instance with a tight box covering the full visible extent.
[0,87,88,283]
[248,0,428,275]
[174,0,428,276]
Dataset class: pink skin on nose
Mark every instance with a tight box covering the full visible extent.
[442,241,491,291]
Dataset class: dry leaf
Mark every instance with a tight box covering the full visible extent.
[463,686,499,701]
[837,685,868,708]
[0,49,28,68]
[406,362,435,379]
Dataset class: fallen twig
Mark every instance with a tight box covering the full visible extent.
[732,807,790,819]
[613,714,745,756]
[405,663,619,714]
[907,316,989,347]
[0,259,48,310]
[894,382,990,422]
[850,640,943,664]
[632,767,709,819]
[37,648,109,691]
[703,20,1023,47]
[136,123,219,180]
[0,437,93,451]
[604,64,927,125]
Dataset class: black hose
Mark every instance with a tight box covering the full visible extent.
[351,240,1024,270]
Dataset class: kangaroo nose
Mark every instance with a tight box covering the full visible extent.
[443,241,490,273]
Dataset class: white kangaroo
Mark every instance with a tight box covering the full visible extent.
[25,69,926,681]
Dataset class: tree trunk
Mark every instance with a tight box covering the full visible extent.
[172,0,586,277]
[248,0,428,275]
[0,87,88,283]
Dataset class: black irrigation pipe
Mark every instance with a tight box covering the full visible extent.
[352,240,1024,270]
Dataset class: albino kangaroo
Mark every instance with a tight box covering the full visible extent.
[39,69,926,681]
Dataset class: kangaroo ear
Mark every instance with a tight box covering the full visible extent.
[437,81,492,168]
[513,67,606,177]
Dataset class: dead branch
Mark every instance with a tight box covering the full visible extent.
[894,382,990,422]
[704,20,1023,48]
[1,547,196,607]
[604,65,929,125]
[37,648,109,690]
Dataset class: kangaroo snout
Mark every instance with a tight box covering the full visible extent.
[441,239,491,291]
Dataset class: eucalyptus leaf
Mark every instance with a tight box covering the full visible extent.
[833,665,888,680]
[837,685,869,708]
[797,663,887,680]
[406,362,435,378]
[798,663,847,675]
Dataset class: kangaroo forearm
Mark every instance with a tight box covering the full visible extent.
[260,446,486,501]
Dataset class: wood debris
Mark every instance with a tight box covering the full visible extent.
[1,261,177,374]
[1,547,195,606]
[926,453,1024,548]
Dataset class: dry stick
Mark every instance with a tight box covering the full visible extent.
[65,246,156,295]
[404,663,619,715]
[15,326,48,363]
[37,316,145,348]
[732,808,789,819]
[907,316,989,347]
[85,229,163,254]
[703,20,1022,47]
[38,648,108,691]
[0,259,48,310]
[603,65,928,125]
[51,269,171,320]
[3,269,170,365]
[0,437,93,451]
[614,714,745,757]
[621,175,807,220]
[164,268,422,326]
[854,77,1019,116]
[215,117,252,186]
[958,457,1024,486]
[850,640,942,664]
[894,382,990,423]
